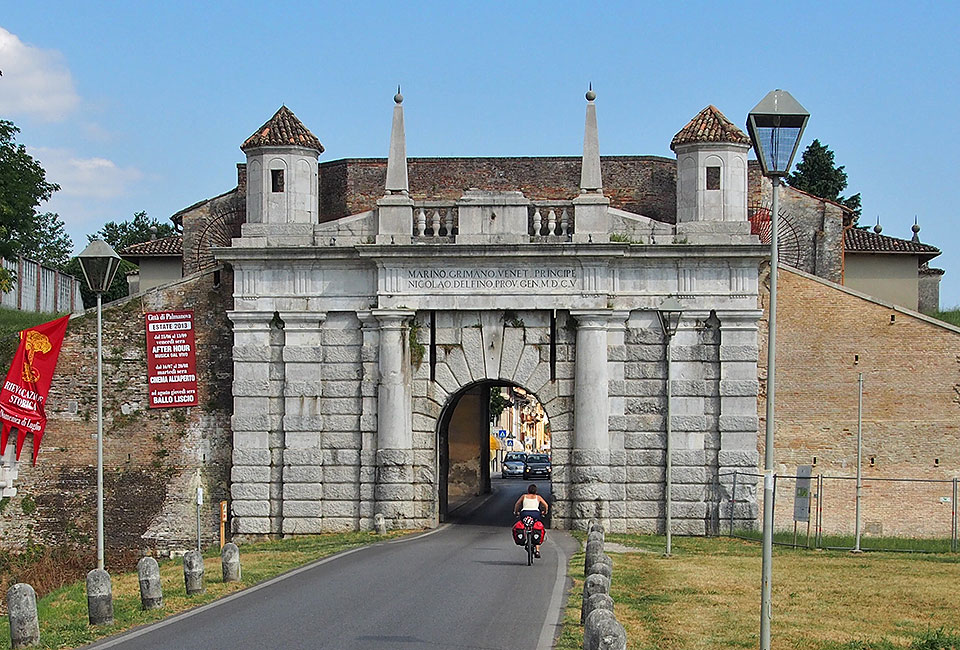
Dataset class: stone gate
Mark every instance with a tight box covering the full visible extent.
[219,93,764,534]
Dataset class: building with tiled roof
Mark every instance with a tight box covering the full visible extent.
[843,225,942,312]
[119,234,184,295]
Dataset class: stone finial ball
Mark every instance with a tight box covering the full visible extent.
[394,92,403,104]
[912,222,921,233]
[586,89,597,101]
[874,223,882,234]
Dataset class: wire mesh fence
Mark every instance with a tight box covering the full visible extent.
[720,471,959,553]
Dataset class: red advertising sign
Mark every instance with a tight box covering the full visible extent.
[0,315,70,464]
[146,311,199,408]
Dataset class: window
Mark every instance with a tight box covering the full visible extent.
[271,169,285,193]
[706,166,721,190]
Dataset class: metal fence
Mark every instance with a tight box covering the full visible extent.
[1,256,83,314]
[721,471,959,553]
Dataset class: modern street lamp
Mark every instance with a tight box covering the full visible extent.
[657,296,683,557]
[746,90,809,650]
[77,240,122,570]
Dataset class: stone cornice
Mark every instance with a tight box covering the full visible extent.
[218,242,766,264]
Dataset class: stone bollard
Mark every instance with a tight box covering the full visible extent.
[582,592,614,627]
[86,569,114,626]
[584,607,618,650]
[137,557,163,610]
[588,520,605,536]
[6,583,40,648]
[595,616,627,650]
[584,539,605,571]
[580,573,611,624]
[374,513,387,535]
[183,550,205,595]
[221,543,241,582]
[585,558,612,581]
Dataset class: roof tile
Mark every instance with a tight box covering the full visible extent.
[671,105,751,151]
[845,228,940,260]
[120,235,183,258]
[241,106,324,152]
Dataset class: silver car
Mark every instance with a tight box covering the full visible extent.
[501,452,526,478]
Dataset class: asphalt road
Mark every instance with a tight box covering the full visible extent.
[87,478,574,650]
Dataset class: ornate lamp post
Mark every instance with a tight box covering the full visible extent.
[77,240,122,570]
[657,296,683,557]
[746,90,809,650]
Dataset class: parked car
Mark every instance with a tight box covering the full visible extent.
[501,452,526,478]
[523,454,552,480]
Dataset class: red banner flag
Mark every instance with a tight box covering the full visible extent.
[0,315,70,465]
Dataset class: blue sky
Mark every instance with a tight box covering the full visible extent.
[2,2,959,304]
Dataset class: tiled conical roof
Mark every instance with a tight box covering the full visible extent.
[241,106,324,153]
[670,105,750,151]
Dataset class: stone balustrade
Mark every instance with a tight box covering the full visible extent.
[530,201,575,238]
[412,202,458,239]
[406,200,580,242]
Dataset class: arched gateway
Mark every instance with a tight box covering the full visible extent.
[220,94,765,535]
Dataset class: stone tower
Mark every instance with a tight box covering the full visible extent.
[671,106,753,241]
[241,106,323,225]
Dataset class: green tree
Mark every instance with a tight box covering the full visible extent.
[19,211,73,269]
[90,211,174,251]
[0,120,60,287]
[489,389,512,423]
[787,139,862,219]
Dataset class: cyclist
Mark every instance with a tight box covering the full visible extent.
[513,483,549,557]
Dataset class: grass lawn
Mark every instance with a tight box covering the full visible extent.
[556,534,960,650]
[0,530,411,650]
[0,307,66,367]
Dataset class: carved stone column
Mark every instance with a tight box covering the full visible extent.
[570,311,613,526]
[373,310,416,527]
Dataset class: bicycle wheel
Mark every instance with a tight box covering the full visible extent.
[527,534,534,565]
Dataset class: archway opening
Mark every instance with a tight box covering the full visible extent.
[437,381,552,525]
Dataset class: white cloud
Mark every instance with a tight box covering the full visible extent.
[28,146,142,199]
[0,26,80,122]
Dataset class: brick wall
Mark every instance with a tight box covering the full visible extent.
[760,267,960,536]
[0,268,234,555]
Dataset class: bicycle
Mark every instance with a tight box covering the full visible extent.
[522,515,537,566]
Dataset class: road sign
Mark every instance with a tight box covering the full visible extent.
[505,439,514,448]
[497,429,507,439]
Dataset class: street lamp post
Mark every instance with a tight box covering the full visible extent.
[657,296,683,557]
[854,372,864,552]
[746,89,809,650]
[77,240,122,571]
